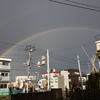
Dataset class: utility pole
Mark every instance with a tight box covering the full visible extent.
[77,55,83,89]
[87,63,91,74]
[77,55,83,98]
[36,49,50,91]
[47,49,50,91]
[25,45,35,78]
[25,45,35,93]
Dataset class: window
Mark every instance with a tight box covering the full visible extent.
[51,85,54,87]
[55,79,58,83]
[1,73,4,76]
[0,84,7,88]
[1,73,9,76]
[2,62,9,65]
[5,73,8,76]
[4,84,7,88]
[50,79,53,83]
[0,84,3,88]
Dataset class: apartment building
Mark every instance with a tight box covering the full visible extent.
[65,69,87,89]
[41,69,69,91]
[0,57,12,95]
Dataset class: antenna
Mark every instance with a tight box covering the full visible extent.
[81,45,91,61]
[81,45,98,72]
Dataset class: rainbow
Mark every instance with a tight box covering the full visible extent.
[1,27,100,57]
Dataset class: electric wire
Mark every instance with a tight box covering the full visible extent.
[65,0,100,9]
[49,0,100,12]
[0,40,96,68]
[0,40,94,65]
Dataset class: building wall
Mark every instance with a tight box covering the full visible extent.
[58,75,64,91]
[60,70,69,90]
[50,77,58,89]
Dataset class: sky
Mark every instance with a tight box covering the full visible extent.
[0,0,100,81]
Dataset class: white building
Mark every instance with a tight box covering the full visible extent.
[0,57,12,95]
[50,70,69,91]
[15,76,36,88]
[60,70,69,90]
[41,69,69,91]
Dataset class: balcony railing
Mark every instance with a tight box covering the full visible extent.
[0,89,9,95]
[0,65,11,70]
[0,77,10,81]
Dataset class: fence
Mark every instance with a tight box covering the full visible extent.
[0,88,23,96]
[11,89,62,100]
[66,88,100,100]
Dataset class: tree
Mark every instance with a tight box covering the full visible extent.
[86,72,100,91]
[85,55,100,91]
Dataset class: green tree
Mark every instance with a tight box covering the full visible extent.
[86,72,100,91]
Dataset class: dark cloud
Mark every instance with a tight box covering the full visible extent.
[0,0,100,81]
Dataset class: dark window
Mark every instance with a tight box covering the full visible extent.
[4,84,7,88]
[1,73,4,76]
[5,73,8,76]
[0,84,7,88]
[1,73,8,76]
[1,84,3,88]
[2,62,9,65]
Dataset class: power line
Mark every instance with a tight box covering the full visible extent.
[49,0,100,12]
[0,40,94,66]
[0,41,25,47]
[65,0,100,9]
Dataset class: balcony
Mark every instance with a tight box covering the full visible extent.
[0,89,9,95]
[0,77,10,81]
[0,65,11,70]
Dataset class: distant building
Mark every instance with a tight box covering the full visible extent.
[41,69,69,91]
[64,69,87,89]
[40,68,87,91]
[60,70,69,90]
[0,57,12,95]
[15,76,36,88]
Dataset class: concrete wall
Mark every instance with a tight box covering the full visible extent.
[11,89,62,100]
[58,75,64,91]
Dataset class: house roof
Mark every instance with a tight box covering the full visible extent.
[0,57,12,61]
